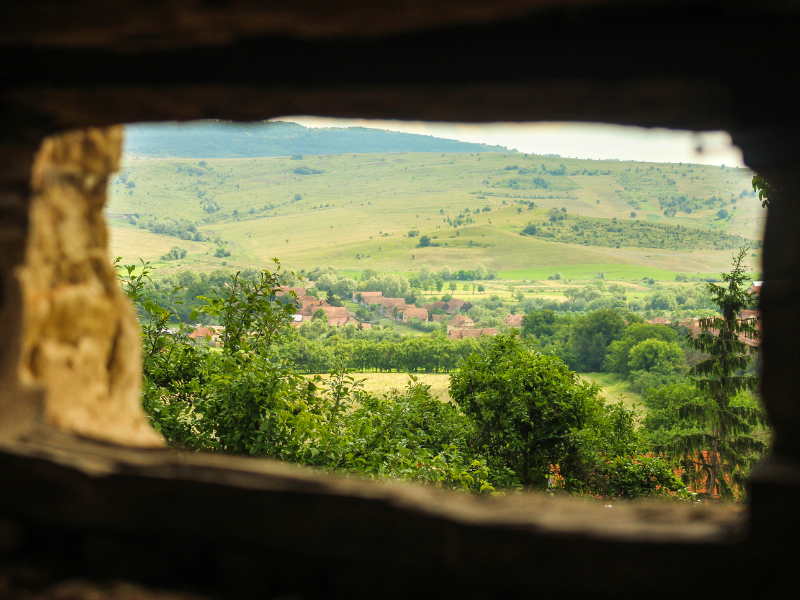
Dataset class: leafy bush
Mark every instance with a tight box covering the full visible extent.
[161,246,187,261]
[294,166,324,175]
[450,334,689,498]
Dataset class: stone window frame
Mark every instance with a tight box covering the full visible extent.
[1,2,798,595]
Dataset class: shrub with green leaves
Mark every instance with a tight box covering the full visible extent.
[450,334,689,498]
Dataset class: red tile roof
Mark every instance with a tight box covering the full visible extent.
[278,286,307,297]
[405,307,429,321]
[381,298,406,311]
[503,314,524,327]
[448,327,498,339]
[448,314,475,329]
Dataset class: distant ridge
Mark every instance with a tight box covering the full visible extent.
[124,121,517,158]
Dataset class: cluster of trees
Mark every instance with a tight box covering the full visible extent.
[521,249,767,498]
[120,260,692,499]
[137,216,208,241]
[304,265,498,305]
[283,328,493,374]
[658,194,730,216]
[520,306,699,375]
[524,214,758,251]
[161,246,187,261]
[516,280,715,317]
[294,166,324,175]
[494,166,579,192]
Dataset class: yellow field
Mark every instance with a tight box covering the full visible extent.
[314,372,453,403]
[315,371,641,412]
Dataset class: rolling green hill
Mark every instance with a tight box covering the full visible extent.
[107,146,765,281]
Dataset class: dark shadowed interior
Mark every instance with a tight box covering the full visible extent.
[1,1,799,597]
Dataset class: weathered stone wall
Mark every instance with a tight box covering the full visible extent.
[15,128,161,447]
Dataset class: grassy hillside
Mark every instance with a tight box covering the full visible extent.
[107,150,764,280]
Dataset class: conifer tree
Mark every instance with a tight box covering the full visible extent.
[665,247,769,500]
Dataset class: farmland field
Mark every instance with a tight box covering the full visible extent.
[311,372,453,403]
[312,371,642,412]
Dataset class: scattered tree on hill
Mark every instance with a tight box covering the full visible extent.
[161,246,187,261]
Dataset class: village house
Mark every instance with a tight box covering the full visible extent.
[354,291,384,306]
[189,326,222,346]
[447,314,475,332]
[647,317,672,326]
[380,297,407,319]
[503,314,524,328]
[402,307,429,323]
[447,328,498,340]
[424,301,447,312]
[317,306,352,327]
[296,295,323,311]
[278,286,307,297]
[443,298,473,315]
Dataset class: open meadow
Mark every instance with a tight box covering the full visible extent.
[309,371,642,414]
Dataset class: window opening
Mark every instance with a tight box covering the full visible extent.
[85,118,769,502]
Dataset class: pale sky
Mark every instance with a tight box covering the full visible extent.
[281,117,746,167]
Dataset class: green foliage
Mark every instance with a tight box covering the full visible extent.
[294,166,324,175]
[161,246,187,261]
[565,308,627,372]
[520,309,560,340]
[120,257,690,500]
[752,173,774,208]
[659,248,769,500]
[605,323,679,375]
[450,335,689,498]
[627,339,686,374]
[528,215,756,251]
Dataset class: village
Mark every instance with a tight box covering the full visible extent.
[282,286,512,339]
[185,281,762,349]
